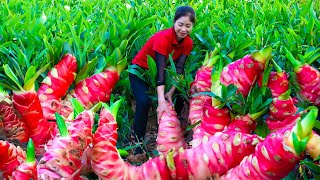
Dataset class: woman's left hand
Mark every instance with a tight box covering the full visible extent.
[164,91,174,105]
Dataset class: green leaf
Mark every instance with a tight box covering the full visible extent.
[135,15,157,30]
[226,33,233,49]
[235,40,255,52]
[71,98,85,118]
[55,112,69,138]
[314,120,320,130]
[24,66,36,85]
[0,83,18,91]
[67,22,82,67]
[127,66,148,83]
[251,95,262,113]
[261,66,273,95]
[26,139,35,163]
[213,16,228,33]
[232,104,244,114]
[168,54,176,73]
[300,135,310,152]
[292,132,302,155]
[186,120,201,131]
[257,98,273,111]
[195,33,211,48]
[255,121,271,138]
[3,64,23,90]
[192,91,220,100]
[118,149,129,157]
[221,84,227,100]
[75,57,99,84]
[147,56,157,87]
[300,161,320,174]
[24,64,49,91]
[226,84,237,97]
[301,0,313,17]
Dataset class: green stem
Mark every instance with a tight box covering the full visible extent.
[251,46,272,64]
[55,112,69,137]
[271,58,283,73]
[293,108,318,139]
[202,52,210,66]
[210,43,221,57]
[211,59,224,103]
[278,89,291,100]
[206,55,220,68]
[26,138,35,163]
[283,46,302,70]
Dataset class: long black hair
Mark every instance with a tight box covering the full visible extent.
[174,6,196,24]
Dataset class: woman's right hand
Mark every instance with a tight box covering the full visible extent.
[156,100,171,124]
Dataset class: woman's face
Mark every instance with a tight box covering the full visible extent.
[174,15,193,41]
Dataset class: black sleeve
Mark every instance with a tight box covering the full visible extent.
[175,54,188,74]
[155,51,166,86]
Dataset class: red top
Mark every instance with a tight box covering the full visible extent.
[132,27,193,69]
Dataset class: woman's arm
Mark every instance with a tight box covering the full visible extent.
[155,52,171,121]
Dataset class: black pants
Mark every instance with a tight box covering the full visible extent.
[129,73,185,142]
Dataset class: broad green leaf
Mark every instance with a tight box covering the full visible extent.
[147,56,157,87]
[127,67,148,83]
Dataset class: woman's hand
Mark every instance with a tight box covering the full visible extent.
[165,86,176,105]
[164,91,174,105]
[157,99,171,124]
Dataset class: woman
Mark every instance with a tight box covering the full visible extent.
[129,6,196,154]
